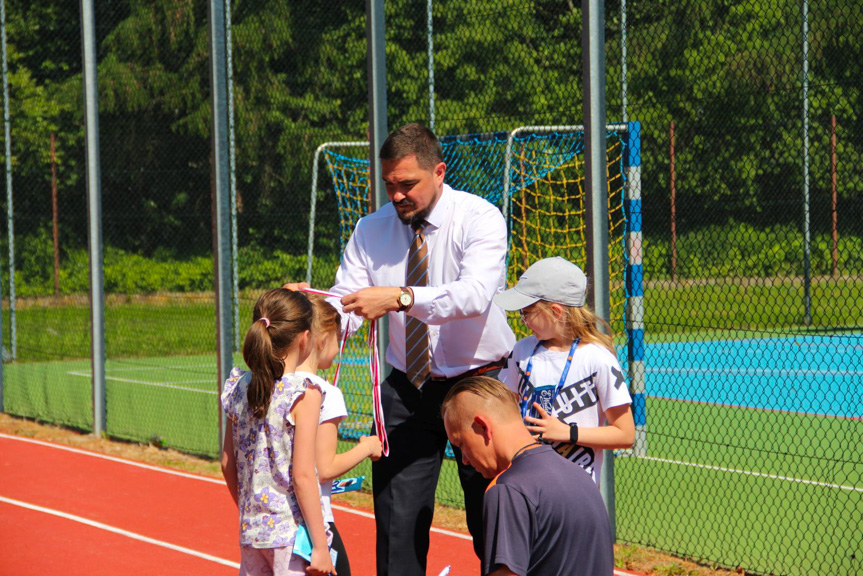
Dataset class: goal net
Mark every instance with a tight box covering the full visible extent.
[306,123,645,456]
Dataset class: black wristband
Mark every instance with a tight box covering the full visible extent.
[569,423,579,444]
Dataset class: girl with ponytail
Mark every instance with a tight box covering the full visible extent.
[220,288,336,576]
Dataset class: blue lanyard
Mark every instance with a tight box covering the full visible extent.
[521,338,579,419]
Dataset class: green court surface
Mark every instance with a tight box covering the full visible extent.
[3,354,228,456]
[617,398,862,575]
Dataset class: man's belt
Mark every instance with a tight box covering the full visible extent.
[428,357,507,383]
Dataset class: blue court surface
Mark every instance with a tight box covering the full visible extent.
[644,335,863,419]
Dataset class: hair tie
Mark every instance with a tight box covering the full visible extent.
[259,317,271,328]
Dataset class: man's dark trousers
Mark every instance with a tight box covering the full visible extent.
[372,367,497,576]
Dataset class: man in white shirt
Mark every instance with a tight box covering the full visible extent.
[289,123,515,576]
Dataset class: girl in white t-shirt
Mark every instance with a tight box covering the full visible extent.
[494,257,635,484]
[296,294,383,576]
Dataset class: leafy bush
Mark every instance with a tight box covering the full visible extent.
[8,221,860,298]
[4,229,344,297]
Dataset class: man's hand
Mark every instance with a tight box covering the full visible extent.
[282,281,310,291]
[341,286,401,320]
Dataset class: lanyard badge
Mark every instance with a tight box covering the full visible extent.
[520,338,579,421]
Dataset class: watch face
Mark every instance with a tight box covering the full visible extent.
[399,292,412,306]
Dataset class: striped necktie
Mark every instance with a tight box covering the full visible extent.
[405,222,430,388]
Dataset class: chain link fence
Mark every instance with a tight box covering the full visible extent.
[0,1,860,574]
[614,2,862,575]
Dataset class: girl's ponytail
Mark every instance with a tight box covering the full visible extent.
[243,289,313,418]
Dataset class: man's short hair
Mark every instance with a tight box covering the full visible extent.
[441,375,520,423]
[379,122,444,171]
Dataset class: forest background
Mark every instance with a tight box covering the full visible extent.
[5,0,862,298]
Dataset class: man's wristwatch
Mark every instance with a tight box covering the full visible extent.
[397,287,413,311]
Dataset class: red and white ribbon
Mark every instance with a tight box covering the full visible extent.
[300,287,389,456]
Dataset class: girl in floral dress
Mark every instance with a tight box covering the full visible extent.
[221,288,335,576]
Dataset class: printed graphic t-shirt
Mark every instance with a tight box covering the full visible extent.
[498,337,632,484]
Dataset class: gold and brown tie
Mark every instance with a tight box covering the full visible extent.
[405,222,430,387]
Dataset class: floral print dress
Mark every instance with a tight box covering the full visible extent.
[221,367,327,549]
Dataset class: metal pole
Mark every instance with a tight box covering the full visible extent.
[831,114,838,278]
[209,0,234,449]
[226,0,240,354]
[802,0,811,325]
[427,0,435,131]
[620,0,628,122]
[582,0,615,537]
[80,0,106,436]
[1,0,14,363]
[0,0,6,406]
[366,0,389,371]
[52,134,60,296]
[670,121,677,282]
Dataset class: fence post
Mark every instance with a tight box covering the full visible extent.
[831,114,838,278]
[670,121,677,282]
[1,0,14,363]
[225,0,240,354]
[801,0,811,325]
[80,0,106,436]
[52,134,60,296]
[0,0,5,406]
[426,0,435,131]
[366,0,389,371]
[208,0,234,450]
[582,0,615,539]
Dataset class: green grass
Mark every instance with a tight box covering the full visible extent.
[643,275,863,340]
[3,296,255,362]
[4,275,859,363]
[617,398,862,576]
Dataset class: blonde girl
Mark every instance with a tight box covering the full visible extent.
[494,257,635,484]
[221,288,335,576]
[295,294,382,576]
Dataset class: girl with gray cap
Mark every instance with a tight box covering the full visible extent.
[493,257,635,484]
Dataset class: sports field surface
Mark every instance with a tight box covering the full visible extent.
[0,432,481,575]
[3,332,860,574]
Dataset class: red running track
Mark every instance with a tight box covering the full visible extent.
[0,433,479,576]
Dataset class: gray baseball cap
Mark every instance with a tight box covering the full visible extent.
[493,257,587,310]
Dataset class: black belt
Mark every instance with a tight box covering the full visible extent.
[427,357,507,383]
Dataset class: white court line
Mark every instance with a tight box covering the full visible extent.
[4,434,474,539]
[0,495,239,569]
[0,433,643,576]
[0,434,224,484]
[0,434,474,531]
[66,371,217,394]
[631,454,863,493]
[101,363,217,374]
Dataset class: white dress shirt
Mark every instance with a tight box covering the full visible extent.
[331,184,516,379]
